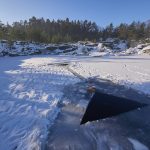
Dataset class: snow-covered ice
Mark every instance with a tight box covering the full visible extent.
[0,56,80,150]
[0,54,150,150]
[128,138,149,150]
[70,55,150,96]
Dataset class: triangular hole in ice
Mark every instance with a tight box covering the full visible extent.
[80,91,148,124]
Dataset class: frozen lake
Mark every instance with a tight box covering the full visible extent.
[0,55,150,150]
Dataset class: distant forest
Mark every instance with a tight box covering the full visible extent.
[0,17,150,43]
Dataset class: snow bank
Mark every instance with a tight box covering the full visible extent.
[89,52,110,57]
[139,45,150,54]
[143,45,150,51]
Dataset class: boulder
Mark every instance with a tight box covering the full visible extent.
[46,46,58,51]
[58,45,72,50]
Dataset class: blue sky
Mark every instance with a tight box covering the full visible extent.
[0,0,150,27]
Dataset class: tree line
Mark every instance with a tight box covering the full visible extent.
[0,17,150,43]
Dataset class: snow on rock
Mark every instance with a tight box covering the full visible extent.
[70,55,150,96]
[95,40,128,56]
[0,56,80,150]
[143,45,150,50]
[75,44,88,55]
[140,45,150,54]
[97,43,103,49]
[137,44,144,49]
[133,44,150,55]
[116,42,127,50]
[113,41,128,51]
[0,40,43,56]
[1,39,150,57]
[126,47,140,55]
[105,38,115,43]
[0,39,129,57]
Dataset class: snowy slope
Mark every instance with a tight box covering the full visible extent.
[0,56,80,150]
[70,55,150,96]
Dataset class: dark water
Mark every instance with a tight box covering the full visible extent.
[81,91,148,124]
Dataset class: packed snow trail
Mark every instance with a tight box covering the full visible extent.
[0,56,80,150]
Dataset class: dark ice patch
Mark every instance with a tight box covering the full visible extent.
[81,91,148,124]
